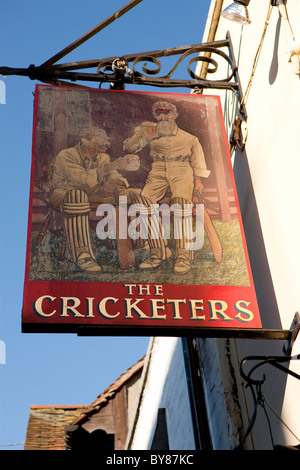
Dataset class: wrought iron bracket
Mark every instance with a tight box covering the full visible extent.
[0,37,243,96]
[76,312,300,354]
[0,0,246,120]
[236,347,300,450]
[239,314,300,387]
[283,311,300,355]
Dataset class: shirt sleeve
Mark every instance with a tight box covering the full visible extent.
[95,153,129,188]
[123,123,154,153]
[189,138,211,178]
[54,149,98,188]
[86,153,110,187]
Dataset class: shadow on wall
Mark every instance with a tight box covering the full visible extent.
[233,148,281,329]
[269,13,281,85]
[233,152,292,449]
[150,339,196,451]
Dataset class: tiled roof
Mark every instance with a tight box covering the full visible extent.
[24,405,88,450]
[24,356,145,450]
[72,356,145,425]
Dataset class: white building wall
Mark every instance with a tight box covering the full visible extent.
[126,337,196,450]
[212,0,300,327]
[204,0,300,449]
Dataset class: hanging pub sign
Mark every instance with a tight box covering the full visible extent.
[22,85,262,334]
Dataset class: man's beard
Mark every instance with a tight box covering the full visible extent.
[156,120,176,136]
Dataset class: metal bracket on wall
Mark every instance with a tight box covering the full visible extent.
[77,312,300,355]
[0,0,246,118]
[0,37,243,97]
[236,348,300,450]
[182,312,300,450]
[283,311,300,355]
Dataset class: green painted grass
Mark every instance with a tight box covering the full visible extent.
[29,218,250,286]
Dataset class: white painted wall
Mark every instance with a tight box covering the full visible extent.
[215,0,300,326]
[126,337,196,450]
[209,0,300,449]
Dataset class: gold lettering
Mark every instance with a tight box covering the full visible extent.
[123,284,136,295]
[234,300,254,322]
[60,297,85,317]
[138,284,151,296]
[167,299,186,319]
[86,297,95,317]
[124,299,150,318]
[151,299,166,319]
[189,299,205,320]
[34,295,56,317]
[154,285,163,296]
[98,297,120,318]
[208,300,232,321]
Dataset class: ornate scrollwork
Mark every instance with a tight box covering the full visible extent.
[0,0,243,108]
[187,46,236,83]
[94,39,239,91]
[0,34,243,104]
[132,56,162,76]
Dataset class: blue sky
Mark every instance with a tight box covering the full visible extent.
[0,0,211,449]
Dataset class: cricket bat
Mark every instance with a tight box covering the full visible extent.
[114,191,136,270]
[195,189,223,263]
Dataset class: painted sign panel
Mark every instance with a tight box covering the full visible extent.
[22,85,261,333]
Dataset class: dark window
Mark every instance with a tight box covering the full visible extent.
[150,408,169,450]
[65,425,114,450]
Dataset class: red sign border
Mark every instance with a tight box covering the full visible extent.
[22,85,262,335]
